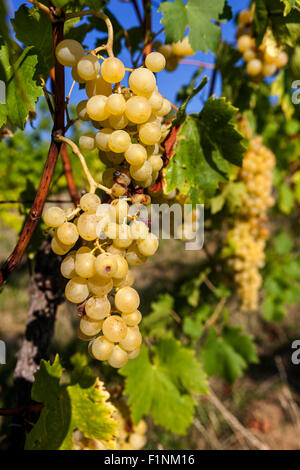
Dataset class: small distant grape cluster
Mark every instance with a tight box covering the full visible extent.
[55,39,170,193]
[74,410,147,450]
[237,8,288,79]
[153,37,194,72]
[43,191,159,369]
[227,136,275,310]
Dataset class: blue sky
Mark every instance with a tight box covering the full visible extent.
[9,0,250,114]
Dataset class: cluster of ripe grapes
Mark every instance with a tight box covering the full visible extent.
[153,36,194,72]
[74,410,147,450]
[237,8,288,79]
[55,39,170,193]
[43,190,158,368]
[227,137,275,311]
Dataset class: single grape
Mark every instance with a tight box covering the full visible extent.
[275,51,288,67]
[95,252,118,278]
[90,335,114,360]
[112,254,129,280]
[76,100,90,121]
[101,57,125,83]
[88,276,113,297]
[122,309,142,326]
[108,130,131,153]
[79,315,103,337]
[107,245,126,257]
[102,315,127,342]
[77,213,99,241]
[262,63,277,76]
[106,93,126,115]
[79,133,96,151]
[95,128,113,151]
[125,143,147,166]
[112,224,132,249]
[77,54,100,81]
[130,161,152,181]
[139,121,161,145]
[115,286,140,313]
[119,325,142,352]
[43,206,65,227]
[106,151,124,165]
[129,433,146,450]
[243,49,256,62]
[86,95,110,121]
[137,233,159,256]
[145,52,166,72]
[57,222,79,245]
[85,295,111,320]
[239,9,252,24]
[75,248,96,278]
[165,56,179,72]
[55,39,84,67]
[157,43,172,59]
[107,345,128,368]
[65,276,89,303]
[80,193,101,213]
[60,251,76,279]
[129,68,156,96]
[125,96,152,124]
[247,58,262,76]
[85,75,112,98]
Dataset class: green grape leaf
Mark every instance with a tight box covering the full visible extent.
[159,0,225,53]
[179,268,210,307]
[120,341,208,435]
[0,43,43,129]
[163,116,227,203]
[199,97,245,167]
[201,327,258,384]
[183,305,212,340]
[281,0,297,15]
[25,355,118,450]
[142,293,175,338]
[11,5,53,77]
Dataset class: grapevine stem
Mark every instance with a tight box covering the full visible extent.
[26,0,51,17]
[55,136,112,195]
[65,10,114,57]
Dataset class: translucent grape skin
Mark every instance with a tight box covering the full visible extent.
[95,253,118,278]
[86,95,110,121]
[43,206,65,228]
[90,335,114,360]
[60,251,76,279]
[75,248,96,278]
[85,75,112,98]
[102,315,127,342]
[76,100,90,121]
[88,276,113,297]
[80,193,101,213]
[125,96,152,124]
[129,68,156,96]
[115,286,140,314]
[55,39,84,67]
[79,315,103,337]
[79,133,96,151]
[101,57,126,83]
[106,93,126,115]
[119,326,142,351]
[125,143,147,166]
[107,345,128,368]
[85,295,111,320]
[122,310,142,326]
[108,130,131,153]
[57,222,79,245]
[77,54,100,81]
[145,52,166,72]
[65,276,89,303]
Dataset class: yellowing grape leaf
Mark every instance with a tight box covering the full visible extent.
[119,340,208,435]
[25,355,118,450]
[159,0,225,53]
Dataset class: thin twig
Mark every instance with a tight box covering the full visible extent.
[26,0,51,17]
[0,403,44,416]
[208,388,270,450]
[55,136,112,195]
[131,0,144,26]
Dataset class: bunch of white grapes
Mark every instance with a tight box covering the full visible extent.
[227,136,275,310]
[237,8,288,79]
[74,411,147,450]
[153,36,194,72]
[55,39,171,194]
[43,192,159,369]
